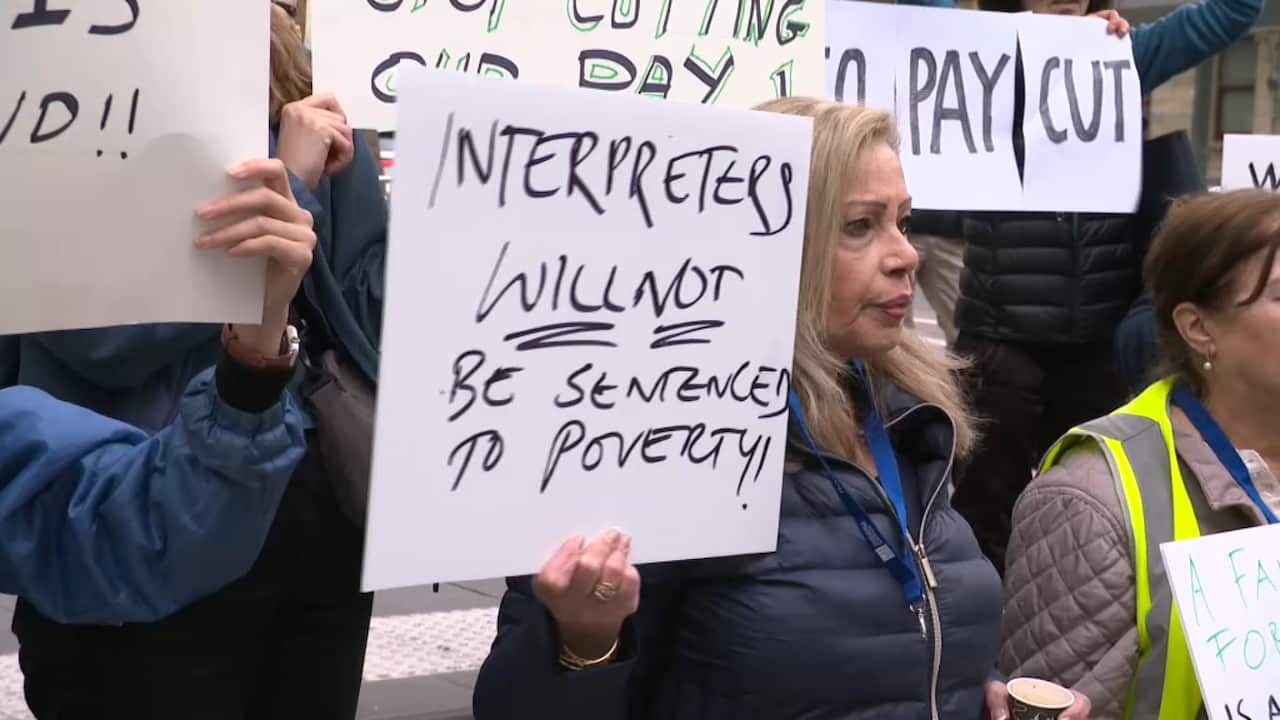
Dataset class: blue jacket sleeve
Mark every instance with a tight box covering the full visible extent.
[28,324,220,389]
[474,566,683,719]
[1131,0,1264,94]
[0,367,306,625]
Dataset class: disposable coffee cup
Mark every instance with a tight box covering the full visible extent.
[1006,677,1075,719]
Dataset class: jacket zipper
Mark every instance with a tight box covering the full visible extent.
[795,401,958,720]
[888,403,958,720]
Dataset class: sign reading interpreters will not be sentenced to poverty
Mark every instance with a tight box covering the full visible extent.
[1161,524,1280,720]
[312,0,826,132]
[825,2,1142,213]
[0,1,269,335]
[362,67,812,590]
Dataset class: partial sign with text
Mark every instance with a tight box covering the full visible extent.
[363,68,811,589]
[1221,134,1280,191]
[825,1,1141,213]
[0,1,268,334]
[1161,524,1280,720]
[313,0,825,132]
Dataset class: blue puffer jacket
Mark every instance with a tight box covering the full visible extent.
[474,385,1003,720]
[0,368,305,624]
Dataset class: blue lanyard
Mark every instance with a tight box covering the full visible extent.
[786,367,925,614]
[1171,385,1279,525]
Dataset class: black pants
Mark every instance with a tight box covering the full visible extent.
[14,448,374,720]
[951,334,1126,575]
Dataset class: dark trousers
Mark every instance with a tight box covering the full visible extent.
[951,334,1126,575]
[14,448,374,720]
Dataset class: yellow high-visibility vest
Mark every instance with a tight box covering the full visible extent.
[1041,378,1202,720]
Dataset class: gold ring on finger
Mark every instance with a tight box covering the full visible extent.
[592,581,619,602]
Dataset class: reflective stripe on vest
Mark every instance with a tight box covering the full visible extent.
[1040,378,1204,720]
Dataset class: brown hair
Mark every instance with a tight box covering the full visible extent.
[270,4,312,122]
[1145,190,1280,392]
[753,97,977,460]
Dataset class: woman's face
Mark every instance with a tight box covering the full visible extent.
[825,142,918,360]
[1020,0,1088,15]
[1203,250,1280,397]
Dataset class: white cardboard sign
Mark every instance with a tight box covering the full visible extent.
[363,67,811,590]
[1018,11,1142,213]
[1221,134,1280,191]
[0,2,268,335]
[825,2,1141,213]
[1161,524,1280,719]
[312,0,826,132]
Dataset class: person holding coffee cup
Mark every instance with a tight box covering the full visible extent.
[1001,190,1280,720]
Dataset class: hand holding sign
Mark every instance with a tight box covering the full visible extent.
[534,529,641,661]
[196,158,316,353]
[277,94,356,191]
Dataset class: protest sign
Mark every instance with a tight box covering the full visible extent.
[892,5,1020,211]
[312,0,825,132]
[824,0,896,111]
[1161,524,1280,720]
[1221,134,1280,191]
[824,2,1141,213]
[1018,11,1141,213]
[0,2,268,335]
[362,68,811,590]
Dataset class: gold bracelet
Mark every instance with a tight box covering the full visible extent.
[558,638,619,671]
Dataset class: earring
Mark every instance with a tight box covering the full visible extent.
[1203,359,1213,372]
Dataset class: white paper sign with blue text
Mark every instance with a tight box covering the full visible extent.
[1221,134,1280,191]
[363,67,811,590]
[0,2,268,334]
[1160,523,1280,720]
[312,0,826,132]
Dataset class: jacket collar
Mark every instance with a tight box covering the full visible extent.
[1171,407,1280,525]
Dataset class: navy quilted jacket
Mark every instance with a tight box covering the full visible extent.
[474,386,1003,719]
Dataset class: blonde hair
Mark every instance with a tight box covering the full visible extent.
[270,4,312,122]
[754,97,977,460]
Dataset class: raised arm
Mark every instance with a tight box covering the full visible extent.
[1131,0,1265,94]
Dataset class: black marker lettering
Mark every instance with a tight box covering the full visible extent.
[1249,161,1280,190]
[832,47,867,104]
[448,429,504,491]
[29,91,78,144]
[89,0,139,35]
[12,0,70,29]
[637,56,674,98]
[579,49,637,92]
[775,0,808,46]
[630,140,657,227]
[370,51,426,104]
[1040,57,1068,144]
[908,48,937,156]
[683,48,736,103]
[968,51,1010,153]
[931,50,977,155]
[0,91,26,146]
[1064,59,1103,142]
[606,136,632,195]
[566,131,604,214]
[1103,59,1130,142]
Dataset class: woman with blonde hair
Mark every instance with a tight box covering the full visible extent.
[1001,190,1280,720]
[9,5,386,719]
[472,99,1087,719]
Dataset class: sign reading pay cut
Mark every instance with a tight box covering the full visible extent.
[1162,524,1280,720]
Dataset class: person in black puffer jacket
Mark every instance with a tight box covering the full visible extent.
[951,0,1264,573]
[473,100,1091,720]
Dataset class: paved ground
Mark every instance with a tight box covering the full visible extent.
[0,300,946,720]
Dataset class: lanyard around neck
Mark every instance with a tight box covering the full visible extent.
[1170,385,1279,525]
[786,365,924,613]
